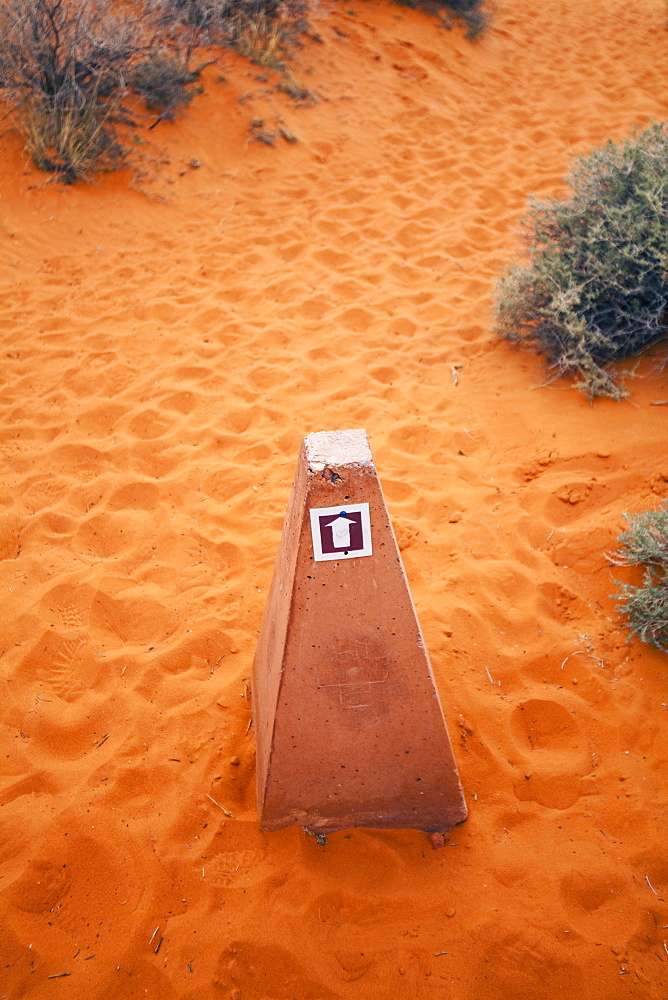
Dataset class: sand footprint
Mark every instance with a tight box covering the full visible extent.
[19,594,104,701]
[89,578,179,647]
[474,921,584,1000]
[19,476,68,514]
[334,306,375,333]
[9,856,70,914]
[217,939,337,999]
[128,408,173,440]
[510,698,593,810]
[558,859,642,944]
[204,822,269,890]
[107,480,161,511]
[76,403,126,438]
[50,443,109,482]
[49,637,91,699]
[24,690,116,759]
[560,863,627,915]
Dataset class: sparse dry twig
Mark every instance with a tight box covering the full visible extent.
[206,792,235,817]
[646,874,664,898]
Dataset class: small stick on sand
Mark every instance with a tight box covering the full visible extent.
[646,875,663,898]
[650,400,668,406]
[206,793,235,818]
[150,926,160,946]
[484,667,496,685]
[245,718,253,734]
[560,650,586,670]
[435,951,450,956]
[48,973,71,979]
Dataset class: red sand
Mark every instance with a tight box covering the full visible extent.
[1,1,667,997]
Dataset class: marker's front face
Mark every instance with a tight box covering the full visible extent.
[309,502,372,562]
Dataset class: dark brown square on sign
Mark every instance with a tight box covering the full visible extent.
[319,510,364,554]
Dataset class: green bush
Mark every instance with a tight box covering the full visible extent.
[611,502,668,651]
[395,0,488,38]
[495,124,668,399]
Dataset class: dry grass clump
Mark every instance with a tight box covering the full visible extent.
[611,503,668,651]
[149,0,309,69]
[229,1,308,71]
[131,52,202,118]
[22,90,123,180]
[495,124,668,399]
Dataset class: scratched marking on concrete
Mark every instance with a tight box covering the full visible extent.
[316,638,389,708]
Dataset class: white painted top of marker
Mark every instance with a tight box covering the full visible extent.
[305,428,374,472]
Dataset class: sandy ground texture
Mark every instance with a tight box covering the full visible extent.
[1,0,668,997]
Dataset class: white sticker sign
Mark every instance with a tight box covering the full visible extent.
[309,503,372,562]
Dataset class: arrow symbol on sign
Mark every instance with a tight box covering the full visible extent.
[325,511,355,549]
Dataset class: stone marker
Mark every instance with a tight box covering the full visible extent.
[252,429,467,835]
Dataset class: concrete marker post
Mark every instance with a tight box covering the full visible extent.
[252,429,467,836]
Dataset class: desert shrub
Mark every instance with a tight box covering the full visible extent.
[495,123,668,399]
[0,0,147,179]
[611,502,668,651]
[0,0,143,102]
[145,0,232,33]
[0,0,206,179]
[149,0,309,67]
[395,0,488,38]
[131,52,201,117]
